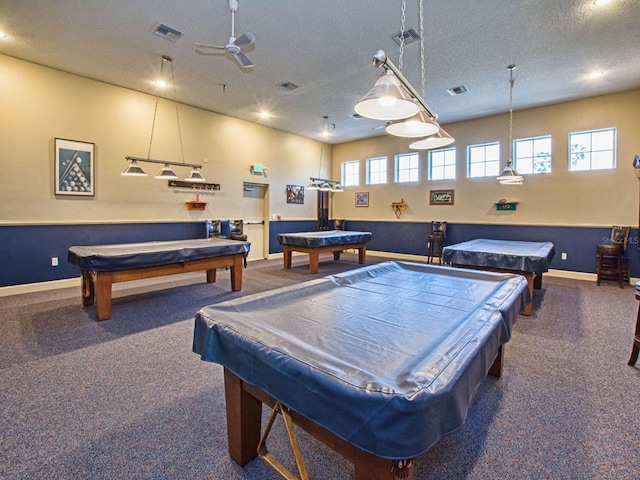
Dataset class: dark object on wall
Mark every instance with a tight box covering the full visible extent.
[228,219,248,267]
[430,189,454,206]
[317,191,329,230]
[286,185,304,204]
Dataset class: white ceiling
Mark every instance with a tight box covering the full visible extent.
[1,0,639,144]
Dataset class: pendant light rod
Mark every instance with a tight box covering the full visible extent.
[372,50,437,121]
[125,156,202,169]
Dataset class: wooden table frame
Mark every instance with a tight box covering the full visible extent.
[80,253,244,321]
[449,263,540,316]
[221,346,504,480]
[282,242,367,274]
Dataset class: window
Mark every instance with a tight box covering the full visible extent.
[468,142,500,178]
[395,152,419,183]
[341,160,359,186]
[428,148,456,180]
[569,127,616,171]
[514,135,552,174]
[366,156,387,184]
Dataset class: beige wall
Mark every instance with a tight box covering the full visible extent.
[0,54,328,224]
[332,90,640,227]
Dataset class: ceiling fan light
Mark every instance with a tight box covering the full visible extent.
[121,160,147,176]
[409,127,455,150]
[186,167,206,182]
[386,109,440,138]
[354,70,419,121]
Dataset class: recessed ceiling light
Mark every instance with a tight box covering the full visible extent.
[153,80,169,88]
[0,31,8,39]
[588,71,605,79]
[594,0,611,6]
[258,111,271,119]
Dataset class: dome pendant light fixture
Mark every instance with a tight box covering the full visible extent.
[497,64,523,185]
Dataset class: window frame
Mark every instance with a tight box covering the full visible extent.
[513,135,552,175]
[428,147,456,181]
[467,142,500,178]
[395,152,420,183]
[568,127,617,172]
[341,160,360,187]
[366,156,388,185]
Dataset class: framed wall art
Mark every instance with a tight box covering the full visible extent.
[429,189,454,206]
[355,192,369,207]
[55,138,95,196]
[286,185,304,204]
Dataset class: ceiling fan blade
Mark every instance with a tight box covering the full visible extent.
[195,42,226,50]
[233,32,255,49]
[234,52,254,68]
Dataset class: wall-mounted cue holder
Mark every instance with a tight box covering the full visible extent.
[168,180,221,191]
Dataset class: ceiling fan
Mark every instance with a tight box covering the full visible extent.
[195,0,255,68]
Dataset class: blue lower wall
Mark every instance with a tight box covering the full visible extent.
[1,221,637,287]
[0,222,206,287]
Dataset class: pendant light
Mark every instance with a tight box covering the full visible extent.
[354,69,419,121]
[410,128,454,150]
[497,64,523,184]
[123,55,206,182]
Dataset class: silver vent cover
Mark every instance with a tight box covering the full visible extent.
[447,85,469,96]
[278,81,299,92]
[391,28,420,46]
[152,23,183,42]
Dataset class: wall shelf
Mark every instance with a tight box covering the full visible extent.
[168,180,220,191]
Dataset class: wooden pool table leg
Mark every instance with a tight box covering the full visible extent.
[283,245,293,270]
[81,270,95,306]
[224,368,262,466]
[94,272,113,321]
[522,272,534,316]
[229,255,243,291]
[357,244,367,264]
[309,252,319,274]
[206,268,217,283]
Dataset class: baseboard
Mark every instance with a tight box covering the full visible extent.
[0,277,80,297]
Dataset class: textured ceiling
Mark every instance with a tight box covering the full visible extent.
[1,0,639,144]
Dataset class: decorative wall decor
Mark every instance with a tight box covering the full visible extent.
[286,185,304,204]
[355,192,369,207]
[430,189,454,205]
[55,138,95,196]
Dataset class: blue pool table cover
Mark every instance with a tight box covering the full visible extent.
[443,239,555,273]
[277,230,372,248]
[68,238,250,271]
[193,261,529,460]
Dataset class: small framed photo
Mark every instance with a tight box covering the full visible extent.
[286,185,304,204]
[430,189,454,206]
[55,138,95,196]
[355,192,369,207]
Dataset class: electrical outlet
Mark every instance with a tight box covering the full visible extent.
[51,257,58,266]
[561,252,567,260]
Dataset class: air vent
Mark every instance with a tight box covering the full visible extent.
[349,113,364,119]
[152,23,183,43]
[391,28,420,46]
[447,85,468,96]
[278,81,299,92]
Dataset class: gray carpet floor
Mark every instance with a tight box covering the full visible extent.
[1,255,638,479]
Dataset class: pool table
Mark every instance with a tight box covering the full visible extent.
[442,238,555,316]
[276,230,372,273]
[193,261,529,479]
[68,237,250,321]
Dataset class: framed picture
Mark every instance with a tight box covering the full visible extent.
[55,138,95,196]
[430,189,454,206]
[355,192,369,207]
[286,185,304,204]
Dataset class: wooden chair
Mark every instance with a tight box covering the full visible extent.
[596,226,630,288]
[427,221,447,264]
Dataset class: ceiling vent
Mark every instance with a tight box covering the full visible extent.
[447,85,469,96]
[278,81,299,92]
[152,23,183,43]
[391,28,420,46]
[350,113,364,120]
